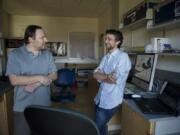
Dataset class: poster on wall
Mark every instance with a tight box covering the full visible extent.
[46,42,67,56]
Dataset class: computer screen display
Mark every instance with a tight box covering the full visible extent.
[132,53,158,91]
[127,53,136,82]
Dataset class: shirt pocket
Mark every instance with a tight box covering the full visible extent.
[104,60,118,74]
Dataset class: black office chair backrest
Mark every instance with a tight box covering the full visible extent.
[52,68,76,102]
[55,68,76,86]
[24,105,100,135]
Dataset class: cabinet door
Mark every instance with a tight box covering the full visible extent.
[0,90,13,135]
[0,95,9,135]
[5,90,13,135]
[121,102,155,135]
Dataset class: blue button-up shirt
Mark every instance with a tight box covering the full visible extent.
[94,49,131,109]
[6,45,57,112]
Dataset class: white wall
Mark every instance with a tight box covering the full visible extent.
[8,15,99,60]
[132,27,163,47]
[157,28,180,72]
[98,0,120,59]
[98,4,112,59]
[2,11,10,37]
[157,55,180,72]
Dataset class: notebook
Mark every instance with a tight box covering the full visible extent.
[133,82,180,115]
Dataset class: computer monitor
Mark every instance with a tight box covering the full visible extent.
[127,53,136,82]
[131,53,158,91]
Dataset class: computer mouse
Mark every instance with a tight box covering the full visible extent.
[131,94,141,98]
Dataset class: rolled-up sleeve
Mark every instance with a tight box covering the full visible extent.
[114,53,131,84]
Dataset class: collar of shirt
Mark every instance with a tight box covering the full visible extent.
[23,45,42,57]
[107,48,120,57]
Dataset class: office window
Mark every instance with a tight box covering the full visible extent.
[69,32,95,59]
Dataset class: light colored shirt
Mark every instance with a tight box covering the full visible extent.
[6,45,57,112]
[94,49,131,109]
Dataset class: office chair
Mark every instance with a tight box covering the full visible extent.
[51,68,76,102]
[24,105,100,135]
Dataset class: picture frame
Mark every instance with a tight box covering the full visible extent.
[46,42,67,56]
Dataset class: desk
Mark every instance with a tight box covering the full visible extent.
[54,57,98,64]
[124,82,159,99]
[121,100,180,135]
[55,58,97,73]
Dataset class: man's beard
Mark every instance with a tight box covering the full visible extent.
[39,44,45,50]
[107,45,114,52]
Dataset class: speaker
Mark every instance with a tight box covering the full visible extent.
[123,1,157,26]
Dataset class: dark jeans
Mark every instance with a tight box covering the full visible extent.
[14,112,30,135]
[94,105,120,135]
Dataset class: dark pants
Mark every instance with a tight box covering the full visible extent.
[95,105,120,135]
[14,112,30,135]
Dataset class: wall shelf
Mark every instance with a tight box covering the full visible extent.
[127,52,180,56]
[147,19,180,31]
[120,18,147,32]
[54,57,98,64]
[121,18,180,32]
[120,1,157,32]
[5,38,24,48]
[158,52,180,56]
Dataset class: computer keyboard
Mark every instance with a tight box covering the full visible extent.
[124,83,160,99]
[124,83,141,94]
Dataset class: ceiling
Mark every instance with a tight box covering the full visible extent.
[3,0,112,17]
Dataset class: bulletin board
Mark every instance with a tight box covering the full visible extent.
[69,32,95,59]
